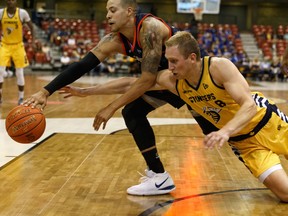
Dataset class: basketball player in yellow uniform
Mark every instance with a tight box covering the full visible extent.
[0,0,34,104]
[143,31,288,202]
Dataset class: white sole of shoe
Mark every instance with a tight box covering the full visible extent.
[127,185,176,196]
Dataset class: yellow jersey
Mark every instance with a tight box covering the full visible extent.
[176,56,267,137]
[1,8,23,44]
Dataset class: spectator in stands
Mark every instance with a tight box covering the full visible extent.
[201,31,213,51]
[270,57,281,81]
[211,40,221,56]
[75,42,87,59]
[183,22,191,33]
[238,55,250,77]
[230,51,241,67]
[259,56,272,81]
[42,43,51,63]
[222,46,232,59]
[119,55,131,73]
[280,47,288,81]
[106,56,117,74]
[0,0,34,105]
[60,51,71,70]
[250,56,261,79]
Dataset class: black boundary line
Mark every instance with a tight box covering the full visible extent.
[137,188,269,216]
[0,133,57,171]
[110,129,129,135]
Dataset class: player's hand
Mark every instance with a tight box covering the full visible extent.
[22,89,49,110]
[58,85,86,98]
[93,106,115,130]
[203,131,229,150]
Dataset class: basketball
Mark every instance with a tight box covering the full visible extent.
[5,105,46,144]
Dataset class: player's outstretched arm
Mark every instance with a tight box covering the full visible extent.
[23,52,101,108]
[23,33,122,109]
[59,76,166,98]
[58,77,138,98]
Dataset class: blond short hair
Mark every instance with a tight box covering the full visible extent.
[165,31,200,60]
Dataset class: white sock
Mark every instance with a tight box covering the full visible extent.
[18,91,24,99]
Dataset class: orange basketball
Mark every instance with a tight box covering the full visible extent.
[5,105,46,144]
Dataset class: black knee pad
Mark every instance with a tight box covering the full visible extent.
[122,98,155,132]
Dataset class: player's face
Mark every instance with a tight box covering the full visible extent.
[165,46,193,79]
[6,0,17,8]
[106,0,130,32]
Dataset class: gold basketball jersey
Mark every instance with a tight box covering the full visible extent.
[1,8,23,44]
[176,56,266,136]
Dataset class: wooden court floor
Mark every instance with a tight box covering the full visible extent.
[0,74,288,215]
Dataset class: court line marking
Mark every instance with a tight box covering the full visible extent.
[0,117,197,167]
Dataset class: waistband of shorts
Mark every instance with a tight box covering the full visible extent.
[229,107,272,142]
[1,41,23,45]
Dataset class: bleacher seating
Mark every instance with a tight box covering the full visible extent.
[23,17,287,80]
[252,24,287,59]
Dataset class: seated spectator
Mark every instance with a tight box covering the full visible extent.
[60,51,71,69]
[238,57,250,77]
[117,55,130,73]
[107,56,117,74]
[230,51,241,67]
[270,57,281,81]
[67,38,76,46]
[222,46,232,59]
[249,56,261,79]
[41,43,51,62]
[280,47,288,81]
[259,56,272,80]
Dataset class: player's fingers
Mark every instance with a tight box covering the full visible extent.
[204,135,218,149]
[35,104,43,111]
[217,138,227,149]
[32,101,40,108]
[203,134,212,147]
[22,98,32,106]
[102,121,107,130]
[93,117,101,131]
[63,94,72,98]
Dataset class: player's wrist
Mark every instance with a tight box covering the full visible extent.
[79,88,88,97]
[40,88,50,97]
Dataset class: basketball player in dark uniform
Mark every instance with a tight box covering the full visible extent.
[23,0,214,196]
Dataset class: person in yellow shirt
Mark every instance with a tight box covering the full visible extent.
[0,0,34,104]
[156,31,288,202]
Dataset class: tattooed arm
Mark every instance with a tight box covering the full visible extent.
[93,17,171,130]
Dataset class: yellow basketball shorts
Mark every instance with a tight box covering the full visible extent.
[229,112,288,179]
[0,42,29,68]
